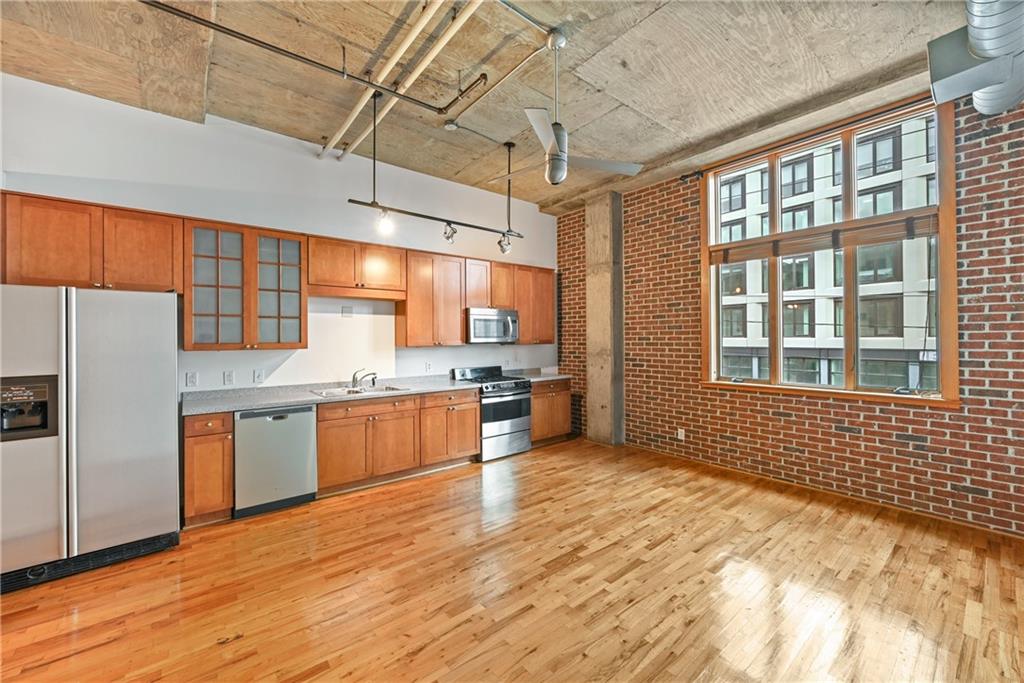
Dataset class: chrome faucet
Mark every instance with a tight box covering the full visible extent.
[351,369,378,388]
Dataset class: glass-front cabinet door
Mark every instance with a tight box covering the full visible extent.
[254,230,306,348]
[186,224,246,349]
[184,223,307,351]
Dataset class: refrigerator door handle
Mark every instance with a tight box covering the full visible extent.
[58,287,69,559]
[67,287,79,557]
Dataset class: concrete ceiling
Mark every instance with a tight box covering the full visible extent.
[1,1,964,214]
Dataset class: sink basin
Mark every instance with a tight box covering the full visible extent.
[311,386,406,398]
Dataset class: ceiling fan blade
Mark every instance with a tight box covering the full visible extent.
[569,155,644,176]
[524,108,558,154]
[484,161,545,184]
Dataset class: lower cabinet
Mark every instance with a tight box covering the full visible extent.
[316,415,371,488]
[421,402,481,465]
[370,410,421,476]
[183,414,234,526]
[531,388,572,442]
[317,404,421,491]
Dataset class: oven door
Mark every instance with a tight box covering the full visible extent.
[467,309,519,344]
[480,390,531,437]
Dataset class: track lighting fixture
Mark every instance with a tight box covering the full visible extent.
[443,222,457,244]
[347,95,524,249]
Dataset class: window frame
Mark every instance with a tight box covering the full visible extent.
[782,299,815,338]
[857,294,903,338]
[857,125,903,179]
[780,153,813,198]
[700,97,959,407]
[720,175,746,214]
[857,182,902,218]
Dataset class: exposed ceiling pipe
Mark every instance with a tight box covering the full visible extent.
[137,0,453,115]
[447,43,546,123]
[338,0,484,160]
[495,0,552,35]
[318,0,446,158]
[967,0,1024,114]
[927,0,1024,114]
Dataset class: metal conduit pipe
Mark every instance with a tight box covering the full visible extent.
[339,0,485,160]
[137,0,452,115]
[966,0,1024,114]
[449,43,547,122]
[319,0,445,158]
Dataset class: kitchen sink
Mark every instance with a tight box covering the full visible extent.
[311,386,406,398]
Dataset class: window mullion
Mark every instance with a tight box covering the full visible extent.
[840,129,858,390]
[767,152,781,385]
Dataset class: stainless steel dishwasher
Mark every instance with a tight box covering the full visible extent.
[233,405,317,518]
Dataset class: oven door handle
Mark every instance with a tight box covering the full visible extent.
[481,391,532,404]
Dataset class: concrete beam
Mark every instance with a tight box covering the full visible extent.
[585,192,624,445]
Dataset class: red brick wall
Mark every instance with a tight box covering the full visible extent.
[556,207,587,434]
[557,97,1024,536]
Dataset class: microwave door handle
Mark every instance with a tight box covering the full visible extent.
[506,315,513,338]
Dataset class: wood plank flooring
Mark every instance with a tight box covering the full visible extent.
[2,439,1022,681]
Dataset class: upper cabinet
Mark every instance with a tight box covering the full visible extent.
[491,261,515,309]
[396,251,465,347]
[183,222,307,351]
[307,236,406,300]
[514,265,556,345]
[103,208,183,292]
[3,194,182,292]
[465,258,491,308]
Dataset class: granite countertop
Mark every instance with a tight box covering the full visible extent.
[181,370,572,416]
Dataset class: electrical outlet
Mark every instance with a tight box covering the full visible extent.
[253,369,265,384]
[502,359,511,368]
[223,370,234,386]
[424,361,432,373]
[184,371,198,388]
[341,306,353,318]
[676,428,686,441]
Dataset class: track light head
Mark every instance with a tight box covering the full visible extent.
[498,231,512,255]
[443,222,457,244]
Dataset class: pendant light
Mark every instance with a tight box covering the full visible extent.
[498,141,515,254]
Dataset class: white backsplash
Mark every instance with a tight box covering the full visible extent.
[178,297,558,392]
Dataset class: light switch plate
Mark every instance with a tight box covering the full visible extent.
[676,428,686,441]
[253,369,265,384]
[184,371,198,388]
[223,370,234,386]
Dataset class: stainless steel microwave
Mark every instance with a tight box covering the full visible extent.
[467,308,519,344]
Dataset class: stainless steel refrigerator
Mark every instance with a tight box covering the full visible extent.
[1,285,179,591]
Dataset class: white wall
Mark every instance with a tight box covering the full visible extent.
[1,76,559,389]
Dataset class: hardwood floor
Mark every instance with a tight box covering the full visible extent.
[2,439,1021,681]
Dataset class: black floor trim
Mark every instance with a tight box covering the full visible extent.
[233,492,315,519]
[1,531,179,593]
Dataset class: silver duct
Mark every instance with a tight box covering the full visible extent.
[967,0,1024,114]
[927,0,1024,114]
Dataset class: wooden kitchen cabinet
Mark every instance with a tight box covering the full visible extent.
[396,251,465,347]
[103,208,183,292]
[317,398,420,492]
[3,194,104,287]
[420,393,480,465]
[513,265,556,345]
[317,415,371,489]
[183,223,307,350]
[3,194,184,292]
[465,258,491,308]
[531,389,572,441]
[370,410,421,475]
[183,413,234,526]
[491,261,515,309]
[532,267,556,344]
[307,236,406,299]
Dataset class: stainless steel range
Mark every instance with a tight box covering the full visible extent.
[451,366,532,461]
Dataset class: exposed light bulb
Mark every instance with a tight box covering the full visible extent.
[497,232,512,255]
[443,222,457,244]
[376,208,394,235]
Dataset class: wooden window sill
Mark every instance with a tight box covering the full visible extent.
[700,380,961,409]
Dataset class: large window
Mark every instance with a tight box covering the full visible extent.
[706,102,956,403]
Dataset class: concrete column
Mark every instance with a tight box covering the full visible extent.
[585,192,624,445]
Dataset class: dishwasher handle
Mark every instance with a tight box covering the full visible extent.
[236,405,314,421]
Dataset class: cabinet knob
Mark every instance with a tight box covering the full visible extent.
[104,284,113,289]
[92,283,102,288]
[253,345,259,349]
[226,434,232,440]
[346,407,352,412]
[448,396,454,400]
[393,401,399,406]
[206,421,213,427]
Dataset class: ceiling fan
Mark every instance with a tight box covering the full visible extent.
[488,31,644,186]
